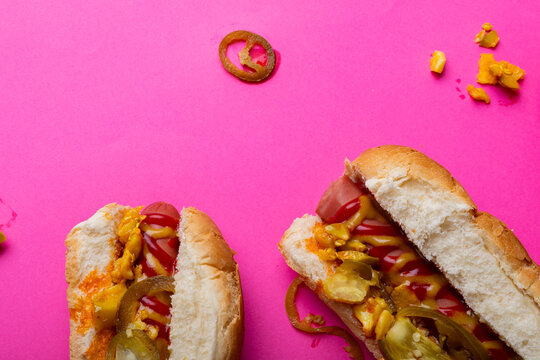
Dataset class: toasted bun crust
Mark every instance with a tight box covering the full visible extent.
[353,145,475,208]
[169,207,244,360]
[280,145,540,360]
[475,212,540,305]
[66,205,243,360]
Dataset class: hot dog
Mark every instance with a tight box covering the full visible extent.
[66,202,243,360]
[279,145,540,360]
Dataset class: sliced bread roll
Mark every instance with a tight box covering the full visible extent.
[279,145,540,360]
[66,205,243,360]
[169,207,244,360]
[66,204,127,360]
[280,214,384,359]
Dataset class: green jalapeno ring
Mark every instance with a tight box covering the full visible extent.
[379,306,490,360]
[106,329,159,360]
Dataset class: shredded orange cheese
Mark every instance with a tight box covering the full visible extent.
[86,329,114,360]
[304,236,320,254]
[69,270,112,334]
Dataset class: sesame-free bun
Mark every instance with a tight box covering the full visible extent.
[66,205,243,360]
[280,145,540,360]
[279,215,384,359]
[66,203,127,360]
[169,207,244,360]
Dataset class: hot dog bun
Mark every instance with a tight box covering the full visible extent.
[170,207,244,360]
[66,205,243,360]
[280,214,384,359]
[279,145,540,360]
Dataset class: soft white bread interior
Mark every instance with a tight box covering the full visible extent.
[66,204,243,360]
[66,203,127,360]
[169,207,244,360]
[279,215,384,359]
[280,145,540,360]
[348,145,540,359]
[475,212,540,305]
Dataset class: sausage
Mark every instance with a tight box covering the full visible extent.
[316,176,364,223]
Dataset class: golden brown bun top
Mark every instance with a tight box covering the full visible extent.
[353,145,475,209]
[353,145,539,307]
[169,207,244,360]
[181,207,238,273]
[346,145,540,358]
[476,212,540,305]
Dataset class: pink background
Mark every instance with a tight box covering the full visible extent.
[0,0,539,359]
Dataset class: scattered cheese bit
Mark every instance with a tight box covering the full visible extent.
[467,85,490,104]
[489,61,525,90]
[353,297,388,337]
[475,30,485,43]
[477,54,498,84]
[475,23,499,48]
[86,329,114,360]
[477,54,525,90]
[0,230,5,244]
[430,51,446,74]
[375,310,394,340]
[480,31,499,48]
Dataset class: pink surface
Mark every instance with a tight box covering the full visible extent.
[0,1,539,359]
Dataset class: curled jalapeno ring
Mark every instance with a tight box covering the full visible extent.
[285,276,365,360]
[379,317,451,360]
[116,276,175,332]
[379,307,491,360]
[106,329,159,360]
[219,30,276,82]
[398,307,490,360]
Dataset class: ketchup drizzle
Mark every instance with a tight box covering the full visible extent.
[133,204,181,343]
[324,181,515,359]
[329,198,361,224]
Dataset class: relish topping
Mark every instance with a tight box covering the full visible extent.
[70,202,181,360]
[314,177,516,359]
[127,204,179,353]
[70,269,113,335]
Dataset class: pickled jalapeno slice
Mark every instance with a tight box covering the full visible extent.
[379,307,490,360]
[285,276,365,360]
[116,276,175,332]
[219,30,276,82]
[106,329,159,360]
